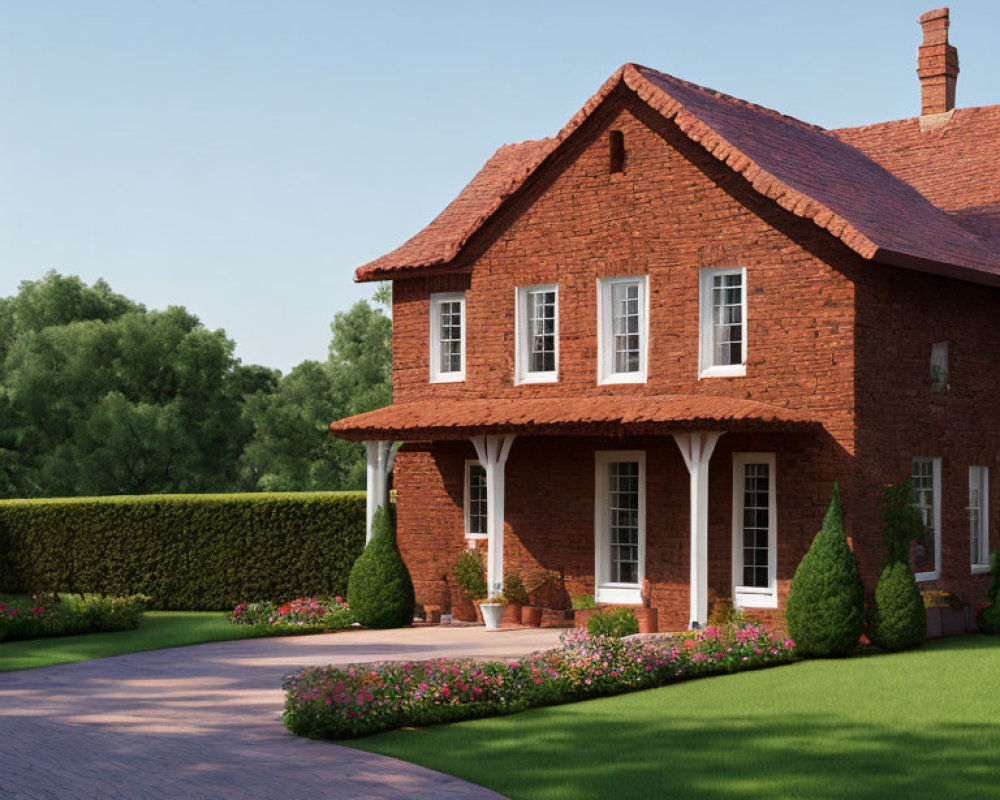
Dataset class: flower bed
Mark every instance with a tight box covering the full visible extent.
[0,593,146,642]
[283,624,796,740]
[232,596,353,633]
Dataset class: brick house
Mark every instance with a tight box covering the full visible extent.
[332,8,1000,630]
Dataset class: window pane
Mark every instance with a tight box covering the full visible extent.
[527,289,556,373]
[711,272,743,367]
[608,461,640,584]
[612,283,641,374]
[741,462,769,588]
[911,459,937,575]
[468,464,487,535]
[439,300,462,373]
[970,467,989,567]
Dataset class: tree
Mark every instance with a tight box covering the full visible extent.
[867,481,926,651]
[785,485,865,657]
[240,293,391,491]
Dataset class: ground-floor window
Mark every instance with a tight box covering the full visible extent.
[594,451,645,604]
[732,453,777,609]
[464,460,487,541]
[912,457,941,581]
[970,466,990,574]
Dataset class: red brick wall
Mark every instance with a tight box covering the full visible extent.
[853,265,1000,605]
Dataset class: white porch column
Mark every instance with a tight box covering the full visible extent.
[364,440,397,542]
[470,434,516,596]
[674,431,724,628]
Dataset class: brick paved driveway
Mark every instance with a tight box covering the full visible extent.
[0,626,563,799]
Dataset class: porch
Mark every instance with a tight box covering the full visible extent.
[331,395,827,629]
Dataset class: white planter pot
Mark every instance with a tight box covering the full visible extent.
[480,603,506,630]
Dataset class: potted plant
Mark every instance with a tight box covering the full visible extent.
[636,577,658,634]
[453,548,487,622]
[479,593,507,630]
[502,573,529,626]
[571,593,599,629]
[521,570,555,626]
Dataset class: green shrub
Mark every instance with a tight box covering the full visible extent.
[587,607,639,638]
[867,561,926,650]
[786,485,864,657]
[977,552,1000,634]
[571,593,597,610]
[0,492,364,610]
[503,574,529,606]
[867,481,926,651]
[707,598,745,627]
[347,506,414,629]
[453,548,487,601]
[0,593,146,641]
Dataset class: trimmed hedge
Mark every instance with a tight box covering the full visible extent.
[0,492,365,610]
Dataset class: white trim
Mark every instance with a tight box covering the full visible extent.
[429,291,466,383]
[515,284,559,384]
[912,456,942,582]
[597,275,649,385]
[463,459,488,541]
[594,450,646,605]
[731,452,778,609]
[699,267,747,379]
[970,465,990,574]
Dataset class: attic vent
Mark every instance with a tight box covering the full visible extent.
[609,130,625,173]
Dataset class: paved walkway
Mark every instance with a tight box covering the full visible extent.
[0,625,564,799]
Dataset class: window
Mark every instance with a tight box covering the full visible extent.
[970,466,990,573]
[594,451,645,604]
[930,342,949,391]
[912,457,942,581]
[597,276,648,384]
[515,284,558,383]
[429,292,465,382]
[699,267,747,378]
[732,453,777,608]
[464,460,487,540]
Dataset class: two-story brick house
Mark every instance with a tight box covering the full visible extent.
[331,8,1000,630]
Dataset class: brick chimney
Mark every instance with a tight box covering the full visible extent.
[917,7,959,115]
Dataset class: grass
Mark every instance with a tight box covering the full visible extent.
[349,636,1000,800]
[0,611,288,671]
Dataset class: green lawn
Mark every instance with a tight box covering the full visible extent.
[349,636,1000,800]
[0,611,282,671]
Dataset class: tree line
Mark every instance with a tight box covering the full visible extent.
[0,271,390,497]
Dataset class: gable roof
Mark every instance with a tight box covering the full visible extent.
[356,63,1000,286]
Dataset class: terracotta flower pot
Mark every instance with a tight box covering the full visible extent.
[502,603,522,626]
[637,607,658,634]
[521,605,543,627]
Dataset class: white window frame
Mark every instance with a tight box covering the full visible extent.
[731,452,778,609]
[594,451,646,604]
[912,457,942,582]
[464,459,488,541]
[597,276,649,385]
[515,284,559,384]
[970,466,990,575]
[699,267,747,379]
[429,291,465,383]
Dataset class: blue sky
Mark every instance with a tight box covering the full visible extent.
[1,0,996,374]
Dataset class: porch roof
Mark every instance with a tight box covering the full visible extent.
[329,395,821,441]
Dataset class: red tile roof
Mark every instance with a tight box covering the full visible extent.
[356,64,1000,287]
[329,395,819,441]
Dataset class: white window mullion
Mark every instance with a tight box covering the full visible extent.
[699,267,747,379]
[464,460,488,541]
[515,284,558,384]
[595,451,645,604]
[597,276,648,384]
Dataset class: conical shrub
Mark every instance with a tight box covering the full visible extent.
[786,485,864,657]
[867,560,926,650]
[347,505,415,629]
[867,481,925,651]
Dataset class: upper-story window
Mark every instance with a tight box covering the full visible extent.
[598,276,648,384]
[699,267,747,378]
[516,284,558,384]
[429,291,465,383]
